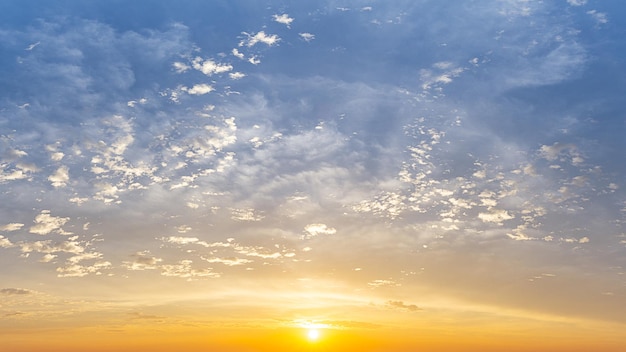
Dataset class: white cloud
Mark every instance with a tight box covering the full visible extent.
[229,72,246,80]
[56,261,111,277]
[299,33,315,42]
[165,236,199,245]
[587,10,608,24]
[232,48,244,59]
[240,31,280,47]
[230,208,264,222]
[29,210,71,235]
[160,260,220,280]
[183,84,214,95]
[567,0,587,6]
[202,256,252,266]
[273,14,294,27]
[0,223,24,231]
[248,55,261,65]
[478,209,514,224]
[173,61,191,73]
[303,223,337,238]
[48,166,70,188]
[191,57,233,76]
[0,235,13,248]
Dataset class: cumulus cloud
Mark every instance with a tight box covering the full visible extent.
[191,57,233,76]
[240,31,280,47]
[0,235,13,248]
[478,209,514,224]
[299,33,315,42]
[56,261,112,277]
[123,251,163,270]
[229,72,246,80]
[29,211,71,236]
[273,14,294,27]
[0,223,24,231]
[48,166,70,188]
[160,260,220,280]
[183,84,215,95]
[303,223,337,238]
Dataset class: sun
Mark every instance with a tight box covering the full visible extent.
[307,328,321,341]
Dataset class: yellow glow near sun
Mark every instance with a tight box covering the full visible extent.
[307,328,320,341]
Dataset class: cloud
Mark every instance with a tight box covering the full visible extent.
[478,209,514,225]
[229,72,246,80]
[0,288,33,295]
[273,14,294,27]
[0,223,24,231]
[386,300,421,311]
[160,260,220,280]
[123,251,163,270]
[240,31,280,47]
[29,210,71,235]
[303,223,337,238]
[0,235,13,248]
[587,10,608,24]
[191,57,233,76]
[299,33,315,42]
[48,165,70,188]
[56,261,112,277]
[183,84,214,95]
[567,0,587,6]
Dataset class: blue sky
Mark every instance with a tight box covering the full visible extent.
[1,1,626,349]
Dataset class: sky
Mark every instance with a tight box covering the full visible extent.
[1,0,626,351]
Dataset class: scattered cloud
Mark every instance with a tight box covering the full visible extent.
[299,32,315,42]
[239,31,280,47]
[273,14,294,27]
[29,211,71,236]
[303,223,337,238]
[0,288,33,295]
[183,83,215,95]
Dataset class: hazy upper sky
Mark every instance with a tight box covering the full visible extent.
[1,1,626,351]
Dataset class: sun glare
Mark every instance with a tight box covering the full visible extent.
[307,328,321,341]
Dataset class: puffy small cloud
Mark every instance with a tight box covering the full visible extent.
[299,33,315,42]
[123,251,163,270]
[160,260,220,280]
[202,256,252,266]
[183,84,214,95]
[172,61,191,73]
[0,235,13,248]
[303,223,337,238]
[240,31,280,47]
[230,208,264,222]
[191,57,233,76]
[165,236,199,245]
[232,48,244,59]
[478,209,514,224]
[539,142,576,161]
[0,223,24,231]
[229,72,246,80]
[273,14,294,27]
[29,210,71,235]
[56,261,112,278]
[48,166,70,188]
